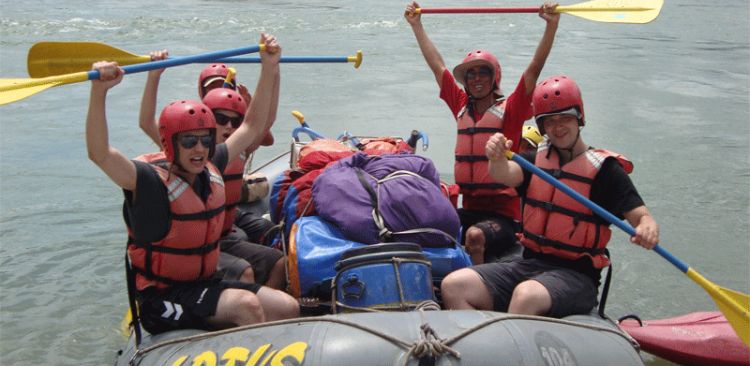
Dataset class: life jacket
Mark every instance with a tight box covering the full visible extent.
[454,99,519,209]
[127,152,226,290]
[221,152,247,236]
[520,142,633,269]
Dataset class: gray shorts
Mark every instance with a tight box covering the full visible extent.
[218,238,283,285]
[472,257,598,318]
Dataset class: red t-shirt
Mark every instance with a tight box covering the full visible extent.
[439,69,533,218]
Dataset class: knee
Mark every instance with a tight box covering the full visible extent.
[280,293,301,319]
[509,281,550,315]
[440,269,473,299]
[465,227,485,251]
[266,290,300,320]
[239,267,256,284]
[236,293,265,324]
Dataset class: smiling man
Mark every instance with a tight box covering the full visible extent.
[440,75,660,318]
[405,1,560,265]
[85,33,299,338]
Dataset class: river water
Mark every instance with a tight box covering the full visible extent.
[1,0,748,364]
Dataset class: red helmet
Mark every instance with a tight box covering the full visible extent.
[198,63,235,97]
[452,49,502,92]
[158,100,217,163]
[202,88,247,116]
[533,75,585,135]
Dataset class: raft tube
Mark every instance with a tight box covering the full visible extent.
[116,310,643,365]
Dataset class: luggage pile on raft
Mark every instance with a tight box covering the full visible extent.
[266,125,471,310]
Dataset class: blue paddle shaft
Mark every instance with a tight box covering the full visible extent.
[84,45,263,80]
[508,152,690,273]
[215,56,349,63]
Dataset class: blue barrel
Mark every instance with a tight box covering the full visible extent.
[333,243,435,312]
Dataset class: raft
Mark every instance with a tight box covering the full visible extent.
[116,310,642,365]
[619,312,750,366]
[115,129,645,365]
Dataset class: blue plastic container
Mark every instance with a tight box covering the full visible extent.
[333,243,435,312]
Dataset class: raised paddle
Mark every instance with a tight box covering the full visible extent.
[504,150,750,347]
[0,44,265,106]
[417,0,664,24]
[27,41,363,78]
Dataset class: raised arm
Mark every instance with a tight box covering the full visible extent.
[86,61,137,191]
[485,133,525,187]
[405,1,448,88]
[225,33,280,161]
[523,2,560,95]
[138,49,169,147]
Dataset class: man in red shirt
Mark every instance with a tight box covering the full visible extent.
[405,1,560,264]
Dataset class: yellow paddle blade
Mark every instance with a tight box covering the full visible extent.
[687,269,750,347]
[119,309,133,338]
[559,0,664,24]
[0,71,89,105]
[27,41,150,78]
[715,287,750,347]
[0,79,60,105]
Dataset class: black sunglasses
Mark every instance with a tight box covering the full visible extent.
[466,67,493,80]
[214,112,243,128]
[178,134,214,149]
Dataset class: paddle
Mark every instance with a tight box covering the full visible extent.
[417,0,664,24]
[27,41,363,78]
[1,44,265,106]
[504,150,750,346]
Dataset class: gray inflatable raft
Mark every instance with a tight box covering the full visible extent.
[116,310,642,365]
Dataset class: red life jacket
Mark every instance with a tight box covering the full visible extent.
[128,152,226,290]
[520,143,633,269]
[221,152,247,236]
[454,99,519,214]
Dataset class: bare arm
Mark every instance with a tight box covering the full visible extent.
[523,2,560,95]
[623,205,659,249]
[485,133,525,187]
[138,49,168,147]
[86,61,137,191]
[405,1,448,88]
[225,33,280,161]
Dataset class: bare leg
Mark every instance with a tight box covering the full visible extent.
[238,267,256,284]
[464,226,486,265]
[207,288,265,329]
[440,268,493,310]
[507,280,552,315]
[256,287,300,321]
[264,257,287,290]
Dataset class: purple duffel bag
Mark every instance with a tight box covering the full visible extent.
[312,153,460,248]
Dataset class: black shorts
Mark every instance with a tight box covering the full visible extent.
[137,279,261,334]
[234,210,275,245]
[218,238,283,285]
[472,257,599,318]
[458,209,521,260]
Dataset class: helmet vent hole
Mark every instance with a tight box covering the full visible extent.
[555,91,561,96]
[188,109,195,115]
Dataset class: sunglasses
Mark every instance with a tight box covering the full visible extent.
[466,67,492,80]
[178,134,214,149]
[214,113,243,128]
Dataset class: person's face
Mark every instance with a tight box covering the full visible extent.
[465,65,494,99]
[175,129,213,175]
[212,109,243,143]
[542,114,579,147]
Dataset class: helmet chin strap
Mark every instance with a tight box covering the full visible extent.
[550,126,586,163]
